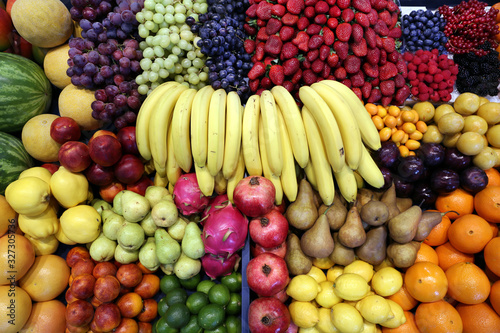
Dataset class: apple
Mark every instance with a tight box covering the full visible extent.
[70,274,96,300]
[66,246,91,268]
[71,258,96,277]
[99,181,126,203]
[246,252,289,297]
[58,141,92,173]
[126,175,153,196]
[114,154,145,184]
[88,134,122,167]
[65,299,94,328]
[41,163,60,174]
[0,8,12,51]
[114,318,139,333]
[134,274,160,299]
[94,275,121,303]
[5,30,32,59]
[85,162,115,187]
[248,297,291,333]
[93,261,118,279]
[251,241,287,259]
[116,264,143,288]
[117,126,139,155]
[116,292,144,318]
[50,117,82,144]
[249,209,289,248]
[92,303,122,333]
[136,298,158,323]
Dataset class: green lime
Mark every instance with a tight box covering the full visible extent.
[197,303,226,330]
[158,297,170,317]
[221,272,242,292]
[179,272,202,290]
[208,283,231,306]
[226,316,241,333]
[160,275,182,295]
[165,288,188,306]
[186,291,210,315]
[165,303,191,329]
[225,293,242,315]
[204,325,228,333]
[196,279,216,294]
[180,315,203,333]
[156,316,179,333]
[152,318,158,333]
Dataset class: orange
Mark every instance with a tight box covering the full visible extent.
[490,280,500,316]
[424,213,451,247]
[448,213,493,254]
[456,302,500,333]
[0,233,35,285]
[491,223,500,238]
[404,261,448,303]
[485,167,500,187]
[445,262,491,304]
[435,241,475,272]
[474,186,500,223]
[365,103,379,116]
[386,281,419,311]
[19,299,66,333]
[484,237,500,277]
[414,242,439,265]
[493,3,500,22]
[497,23,500,42]
[415,300,463,333]
[0,285,32,333]
[435,188,474,220]
[381,311,419,333]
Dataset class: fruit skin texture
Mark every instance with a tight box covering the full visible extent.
[248,296,291,333]
[474,186,500,223]
[246,252,289,297]
[21,114,61,163]
[415,300,463,333]
[42,43,71,89]
[0,131,33,194]
[484,237,500,277]
[445,262,490,305]
[58,84,102,131]
[447,213,493,254]
[0,233,35,285]
[19,299,66,333]
[404,261,448,303]
[0,285,32,333]
[456,302,500,333]
[233,176,276,217]
[59,205,101,244]
[49,166,89,209]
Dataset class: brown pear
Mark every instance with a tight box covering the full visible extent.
[380,183,400,220]
[300,214,334,258]
[285,179,318,230]
[338,205,366,248]
[355,226,388,266]
[359,200,389,226]
[355,188,379,211]
[387,205,422,243]
[386,241,421,269]
[285,233,313,276]
[329,232,355,266]
[413,211,447,241]
[318,194,348,231]
[396,197,413,213]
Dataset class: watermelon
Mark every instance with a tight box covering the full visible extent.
[0,52,52,132]
[0,131,33,194]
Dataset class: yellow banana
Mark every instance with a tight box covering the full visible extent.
[171,88,197,173]
[271,85,309,168]
[333,164,358,203]
[319,80,381,151]
[303,157,317,191]
[214,170,228,195]
[136,81,179,161]
[311,82,363,170]
[302,105,335,206]
[260,90,283,177]
[222,91,243,179]
[166,120,182,186]
[154,172,169,188]
[191,85,215,168]
[227,150,245,203]
[194,164,214,197]
[357,145,385,189]
[259,117,283,206]
[298,86,345,173]
[207,89,227,176]
[353,171,365,189]
[277,104,298,202]
[241,95,262,176]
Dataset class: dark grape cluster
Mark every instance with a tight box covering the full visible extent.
[402,9,448,54]
[454,41,500,96]
[68,0,145,129]
[189,0,252,101]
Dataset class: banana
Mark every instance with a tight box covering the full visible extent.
[149,84,189,177]
[214,170,228,195]
[241,95,262,176]
[166,120,182,186]
[227,150,245,203]
[259,117,283,206]
[260,90,283,177]
[357,145,385,189]
[303,157,318,191]
[271,85,309,168]
[207,89,227,177]
[171,88,197,173]
[136,81,179,161]
[298,86,345,173]
[353,171,365,189]
[311,82,363,170]
[333,164,358,203]
[319,80,381,151]
[154,172,169,188]
[194,164,215,197]
[276,104,298,202]
[222,91,243,179]
[191,85,215,168]
[302,105,335,206]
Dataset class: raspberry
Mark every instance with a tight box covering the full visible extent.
[418,63,428,72]
[424,74,433,83]
[418,93,429,101]
[428,65,439,75]
[407,70,417,81]
[434,73,444,83]
[403,52,414,62]
[407,63,417,71]
[412,57,422,66]
[442,69,451,80]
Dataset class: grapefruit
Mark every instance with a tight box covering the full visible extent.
[0,285,32,333]
[0,233,35,285]
[19,299,66,333]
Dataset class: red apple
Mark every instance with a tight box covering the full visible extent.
[70,274,96,300]
[65,288,79,304]
[99,181,126,202]
[251,241,287,259]
[5,30,32,59]
[88,134,122,167]
[85,162,115,187]
[249,209,289,248]
[65,299,94,328]
[117,126,139,155]
[0,8,12,51]
[50,117,82,144]
[92,303,122,332]
[246,253,289,297]
[41,163,60,174]
[248,297,291,333]
[114,154,145,184]
[58,141,92,173]
[126,175,153,196]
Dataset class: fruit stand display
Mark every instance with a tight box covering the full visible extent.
[1,0,500,332]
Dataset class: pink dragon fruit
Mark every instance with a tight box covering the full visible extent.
[172,173,210,216]
[201,252,241,279]
[201,194,229,224]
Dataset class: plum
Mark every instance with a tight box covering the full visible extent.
[444,147,471,171]
[417,142,445,167]
[374,141,400,168]
[379,167,393,191]
[460,166,488,193]
[412,182,438,209]
[58,141,92,173]
[397,156,425,182]
[430,168,460,194]
[393,174,414,198]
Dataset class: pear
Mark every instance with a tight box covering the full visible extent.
[151,198,178,227]
[285,179,318,230]
[92,199,112,215]
[114,244,139,264]
[174,252,202,280]
[121,190,151,222]
[167,216,188,241]
[285,233,313,276]
[396,197,413,213]
[355,188,380,211]
[139,237,161,272]
[182,222,205,260]
[117,222,145,251]
[329,232,355,266]
[5,176,51,216]
[155,228,181,265]
[380,183,400,220]
[338,205,366,248]
[387,241,421,269]
[89,232,117,262]
[300,214,334,258]
[160,263,175,275]
[318,193,348,231]
[140,212,158,237]
[413,210,447,241]
[355,226,388,266]
[359,200,389,227]
[145,185,172,207]
[112,190,125,215]
[387,205,422,243]
[102,209,126,240]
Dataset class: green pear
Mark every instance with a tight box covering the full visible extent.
[121,190,151,222]
[151,198,178,227]
[117,222,145,251]
[145,185,172,207]
[92,199,112,215]
[102,209,126,240]
[155,228,181,265]
[139,237,161,272]
[112,190,126,215]
[167,216,188,241]
[160,263,174,275]
[140,212,158,237]
[89,232,117,262]
[174,252,201,280]
[182,222,205,260]
[114,244,139,264]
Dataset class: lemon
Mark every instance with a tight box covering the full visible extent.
[380,299,407,329]
[307,266,327,284]
[298,326,321,333]
[371,267,403,297]
[316,281,342,308]
[333,273,370,301]
[433,104,455,123]
[312,256,335,270]
[287,275,321,302]
[316,307,338,333]
[330,302,364,333]
[43,43,71,89]
[58,84,102,131]
[288,301,319,329]
[374,258,394,271]
[326,265,344,282]
[21,114,61,163]
[454,92,480,115]
[361,320,378,333]
[343,260,374,283]
[355,295,394,324]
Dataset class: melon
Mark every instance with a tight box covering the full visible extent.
[0,131,34,194]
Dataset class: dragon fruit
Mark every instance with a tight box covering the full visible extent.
[201,252,241,279]
[172,173,210,216]
[202,203,248,257]
[201,194,229,223]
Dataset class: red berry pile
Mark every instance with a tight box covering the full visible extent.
[244,0,411,105]
[404,49,459,103]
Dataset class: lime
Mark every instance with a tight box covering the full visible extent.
[160,275,182,295]
[158,297,170,317]
[221,272,242,292]
[165,288,188,306]
[197,303,226,330]
[165,303,191,329]
[208,283,231,306]
[179,273,202,290]
[179,315,203,333]
[156,316,179,333]
[186,291,210,315]
[196,280,216,294]
[226,316,242,333]
[225,293,242,316]
[204,325,228,333]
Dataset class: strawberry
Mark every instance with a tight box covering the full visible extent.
[306,49,319,62]
[246,3,258,17]
[256,88,266,96]
[341,8,355,23]
[379,62,397,80]
[380,79,395,96]
[337,0,351,9]
[304,6,316,18]
[279,26,296,42]
[283,57,300,75]
[287,0,305,15]
[336,23,352,42]
[352,87,363,100]
[373,20,389,37]
[387,50,399,63]
[277,0,288,5]
[367,9,378,25]
[292,31,310,52]
[395,85,411,105]
[249,79,260,92]
[315,0,329,13]
[257,27,269,41]
[322,27,335,46]
[269,65,285,85]
[302,69,318,85]
[334,67,347,80]
[329,5,341,17]
[271,4,286,16]
[390,12,398,29]
[326,0,336,5]
[351,39,368,57]
[381,96,392,106]
[321,63,331,78]
[314,14,328,25]
[382,37,395,53]
[282,13,299,26]
[308,34,324,49]
[367,87,382,103]
[248,62,266,80]
[387,27,402,38]
[244,23,257,36]
[371,0,387,11]
[371,77,379,87]
[263,56,276,67]
[305,0,319,5]
[302,58,311,69]
[291,68,303,84]
[319,45,330,61]
[386,0,399,13]
[297,17,310,31]
[281,42,299,59]
[378,11,392,28]
[364,27,377,48]
[361,81,372,99]
[362,62,379,77]
[344,55,361,74]
[379,49,387,65]
[351,24,364,43]
[341,79,352,88]
[257,19,267,28]
[311,58,325,73]
[244,39,256,54]
[255,42,266,61]
[355,13,370,27]
[261,76,272,90]
[256,1,273,20]
[366,47,380,65]
[282,80,294,93]
[350,71,365,87]
[327,52,339,67]
[396,60,407,78]
[264,35,283,55]
[333,41,349,60]
[306,24,322,35]
[266,18,282,35]
[327,18,339,30]
[352,0,371,13]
